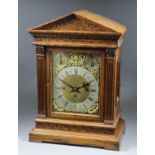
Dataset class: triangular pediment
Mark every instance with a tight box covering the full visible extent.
[34,14,114,32]
[28,10,127,34]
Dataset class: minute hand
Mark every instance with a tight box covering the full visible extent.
[58,78,74,89]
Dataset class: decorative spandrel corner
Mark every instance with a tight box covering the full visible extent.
[28,10,127,150]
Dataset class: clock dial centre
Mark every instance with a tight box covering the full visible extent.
[61,74,90,103]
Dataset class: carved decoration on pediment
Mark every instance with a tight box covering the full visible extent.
[39,15,114,32]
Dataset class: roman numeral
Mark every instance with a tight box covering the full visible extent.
[90,89,96,92]
[65,71,69,76]
[83,71,87,77]
[83,104,87,109]
[65,101,68,106]
[88,97,93,101]
[74,68,78,74]
[89,79,95,83]
[56,94,62,99]
[55,86,61,89]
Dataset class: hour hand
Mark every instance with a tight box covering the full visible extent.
[76,79,95,91]
[79,82,89,91]
[82,82,89,91]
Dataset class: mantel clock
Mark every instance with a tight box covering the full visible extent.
[28,10,127,150]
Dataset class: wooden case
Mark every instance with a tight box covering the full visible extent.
[28,10,127,150]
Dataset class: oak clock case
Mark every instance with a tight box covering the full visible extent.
[27,10,127,150]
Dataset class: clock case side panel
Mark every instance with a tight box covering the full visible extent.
[104,48,122,125]
[35,45,47,118]
[115,48,122,120]
[46,47,105,122]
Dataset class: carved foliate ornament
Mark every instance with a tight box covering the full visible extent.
[39,15,114,32]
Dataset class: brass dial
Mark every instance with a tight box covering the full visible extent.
[52,52,100,114]
[61,74,90,103]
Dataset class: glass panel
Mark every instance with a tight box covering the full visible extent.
[52,51,100,115]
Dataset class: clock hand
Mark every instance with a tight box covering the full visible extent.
[58,78,75,90]
[82,83,89,91]
[69,89,80,93]
[69,79,95,93]
[59,78,81,93]
[78,82,89,91]
[75,79,95,91]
